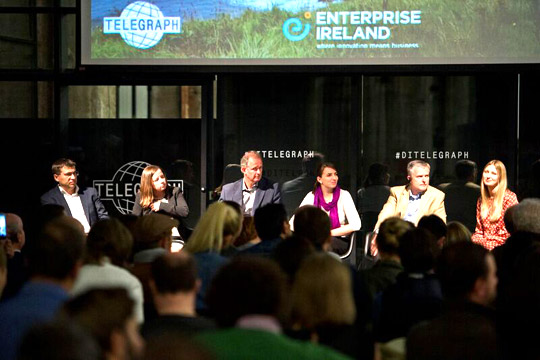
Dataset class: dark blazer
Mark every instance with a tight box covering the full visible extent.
[219,177,281,216]
[132,186,189,219]
[40,186,109,227]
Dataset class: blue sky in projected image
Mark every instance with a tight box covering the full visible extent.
[92,0,340,21]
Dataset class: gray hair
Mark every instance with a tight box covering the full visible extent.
[407,160,430,176]
[513,198,540,235]
[240,151,262,168]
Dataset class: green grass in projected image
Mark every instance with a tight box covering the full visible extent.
[91,0,540,60]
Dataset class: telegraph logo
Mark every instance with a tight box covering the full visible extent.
[94,161,184,215]
[103,1,182,49]
[283,18,311,41]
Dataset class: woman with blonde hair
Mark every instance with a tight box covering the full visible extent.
[289,253,359,358]
[472,160,518,250]
[184,201,242,312]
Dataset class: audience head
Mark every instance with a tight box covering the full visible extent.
[437,241,497,305]
[444,221,471,247]
[60,288,143,360]
[292,205,331,251]
[291,253,356,329]
[133,214,178,253]
[454,160,477,182]
[504,204,517,235]
[377,217,414,256]
[6,213,25,250]
[17,321,101,360]
[254,203,289,241]
[206,256,288,328]
[185,202,242,254]
[38,204,67,227]
[272,235,316,283]
[364,162,390,187]
[418,214,447,247]
[399,228,440,273]
[85,218,133,267]
[27,216,85,283]
[0,245,6,297]
[232,216,258,248]
[150,252,198,295]
[407,160,431,195]
[512,198,540,235]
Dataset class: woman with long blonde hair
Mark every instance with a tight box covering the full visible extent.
[471,160,518,250]
[132,164,189,221]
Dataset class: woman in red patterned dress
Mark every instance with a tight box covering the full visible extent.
[472,160,518,250]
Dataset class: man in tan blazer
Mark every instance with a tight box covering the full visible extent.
[371,160,446,255]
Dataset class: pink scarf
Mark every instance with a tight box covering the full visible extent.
[313,186,341,229]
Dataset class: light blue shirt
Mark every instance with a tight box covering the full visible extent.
[403,190,423,223]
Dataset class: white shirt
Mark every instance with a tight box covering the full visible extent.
[403,190,423,223]
[242,181,258,216]
[290,189,361,232]
[59,185,91,233]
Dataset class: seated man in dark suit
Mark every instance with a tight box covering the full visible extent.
[219,151,281,216]
[41,158,108,233]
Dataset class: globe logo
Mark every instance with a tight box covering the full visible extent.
[103,2,182,50]
[93,161,184,215]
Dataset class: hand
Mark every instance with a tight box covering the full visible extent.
[150,201,161,212]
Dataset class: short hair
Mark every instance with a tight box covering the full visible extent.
[272,235,315,282]
[18,321,101,360]
[27,217,85,279]
[39,204,67,226]
[254,204,287,241]
[6,213,23,243]
[445,221,471,247]
[399,228,440,273]
[455,160,477,180]
[377,217,414,255]
[291,253,356,328]
[513,198,540,235]
[436,241,490,300]
[151,252,197,293]
[206,256,287,327]
[407,160,430,176]
[133,213,178,250]
[185,202,242,253]
[418,215,447,240]
[60,288,135,354]
[52,158,77,175]
[85,218,133,266]
[292,205,331,250]
[240,151,262,168]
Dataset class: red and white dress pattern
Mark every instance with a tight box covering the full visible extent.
[471,189,518,250]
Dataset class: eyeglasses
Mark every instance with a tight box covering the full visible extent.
[63,171,79,177]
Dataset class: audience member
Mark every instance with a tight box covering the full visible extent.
[503,204,517,235]
[357,163,391,232]
[439,160,480,233]
[71,218,144,324]
[130,213,178,321]
[17,321,101,360]
[0,217,85,360]
[444,221,471,247]
[221,216,259,256]
[472,160,518,250]
[0,245,6,298]
[240,204,290,257]
[60,288,144,360]
[281,152,325,219]
[512,198,540,235]
[40,158,109,233]
[142,252,215,339]
[289,253,360,358]
[2,213,27,299]
[272,235,316,283]
[372,160,446,256]
[183,202,242,313]
[407,242,497,360]
[197,256,351,360]
[418,214,447,248]
[375,228,442,343]
[219,151,281,216]
[292,205,332,252]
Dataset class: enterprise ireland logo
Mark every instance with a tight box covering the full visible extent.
[103,1,182,49]
[283,18,311,41]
